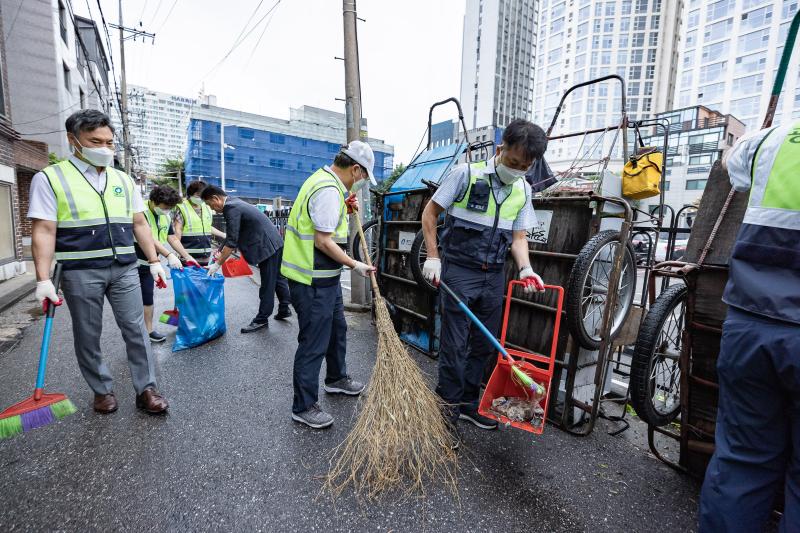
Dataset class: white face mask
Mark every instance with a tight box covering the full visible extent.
[189,196,203,206]
[350,167,368,193]
[154,206,170,216]
[73,137,114,168]
[495,156,527,185]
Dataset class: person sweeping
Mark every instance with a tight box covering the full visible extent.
[421,119,548,445]
[280,141,375,428]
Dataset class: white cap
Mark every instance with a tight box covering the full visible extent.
[341,140,376,186]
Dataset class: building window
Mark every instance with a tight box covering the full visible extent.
[702,41,730,63]
[296,161,303,170]
[239,128,255,140]
[738,29,770,53]
[705,18,734,41]
[732,73,764,94]
[735,51,767,75]
[63,63,70,92]
[225,152,234,163]
[741,5,773,31]
[328,143,340,153]
[248,155,255,164]
[269,133,285,144]
[686,179,707,190]
[269,158,285,168]
[707,0,735,21]
[687,9,700,28]
[58,1,68,43]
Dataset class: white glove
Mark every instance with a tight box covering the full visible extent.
[422,258,441,285]
[351,260,375,278]
[207,261,221,277]
[35,280,61,307]
[519,266,545,294]
[167,253,183,270]
[150,262,167,285]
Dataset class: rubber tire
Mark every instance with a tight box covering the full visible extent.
[351,219,379,264]
[565,230,637,350]
[410,229,438,293]
[629,283,687,427]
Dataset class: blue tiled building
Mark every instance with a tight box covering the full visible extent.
[185,104,394,204]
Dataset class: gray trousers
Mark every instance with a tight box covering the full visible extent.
[61,261,157,395]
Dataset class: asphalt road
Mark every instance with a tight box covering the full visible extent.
[0,272,700,532]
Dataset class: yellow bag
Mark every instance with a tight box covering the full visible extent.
[622,147,662,200]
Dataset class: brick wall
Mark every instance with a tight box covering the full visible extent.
[16,170,32,238]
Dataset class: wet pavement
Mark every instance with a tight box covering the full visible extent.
[0,273,700,532]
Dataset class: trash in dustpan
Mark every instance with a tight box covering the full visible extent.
[221,254,252,278]
[477,280,565,435]
[159,307,179,327]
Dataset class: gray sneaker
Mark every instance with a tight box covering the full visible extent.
[324,377,365,396]
[291,403,334,429]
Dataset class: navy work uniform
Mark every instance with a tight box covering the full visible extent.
[432,157,536,419]
[698,122,800,531]
[281,167,350,414]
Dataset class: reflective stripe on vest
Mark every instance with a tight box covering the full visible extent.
[451,161,527,228]
[135,208,171,266]
[176,200,213,236]
[281,168,349,285]
[44,161,136,268]
[723,121,800,324]
[441,161,528,268]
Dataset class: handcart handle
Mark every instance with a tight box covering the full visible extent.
[503,281,564,365]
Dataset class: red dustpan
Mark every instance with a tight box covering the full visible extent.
[221,254,252,277]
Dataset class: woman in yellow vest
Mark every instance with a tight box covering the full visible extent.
[136,185,198,343]
[170,180,226,266]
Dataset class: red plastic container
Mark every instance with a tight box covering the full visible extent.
[478,281,564,435]
[221,255,253,277]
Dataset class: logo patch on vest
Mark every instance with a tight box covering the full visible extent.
[112,186,124,197]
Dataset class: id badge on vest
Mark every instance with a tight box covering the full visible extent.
[466,179,490,212]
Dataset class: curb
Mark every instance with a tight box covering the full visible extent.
[0,278,36,314]
[344,303,371,313]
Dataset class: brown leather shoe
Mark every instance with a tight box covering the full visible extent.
[93,393,118,414]
[135,387,169,415]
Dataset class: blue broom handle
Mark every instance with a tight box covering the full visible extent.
[35,263,62,390]
[438,280,512,361]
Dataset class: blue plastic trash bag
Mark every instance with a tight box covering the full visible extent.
[171,267,226,351]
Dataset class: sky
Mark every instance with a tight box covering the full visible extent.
[73,0,468,166]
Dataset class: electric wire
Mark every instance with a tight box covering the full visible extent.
[5,0,24,40]
[154,0,179,33]
[195,0,282,85]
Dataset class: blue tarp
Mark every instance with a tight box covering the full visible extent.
[388,143,467,193]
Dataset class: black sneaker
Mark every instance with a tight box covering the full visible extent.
[241,321,268,333]
[459,409,498,430]
[274,309,292,320]
[149,331,167,343]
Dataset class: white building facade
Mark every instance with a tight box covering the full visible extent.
[3,0,112,157]
[531,0,682,169]
[675,0,800,132]
[122,86,196,176]
[460,0,539,130]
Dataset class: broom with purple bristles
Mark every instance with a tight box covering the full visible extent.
[0,263,76,440]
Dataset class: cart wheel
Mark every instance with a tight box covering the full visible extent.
[629,283,686,427]
[566,230,636,350]
[410,229,438,292]
[351,218,379,265]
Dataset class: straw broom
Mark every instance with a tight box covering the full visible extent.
[324,215,459,499]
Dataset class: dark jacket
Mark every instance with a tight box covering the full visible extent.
[222,196,283,265]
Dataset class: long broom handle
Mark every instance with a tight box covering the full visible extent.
[352,212,381,296]
[34,263,63,397]
[438,280,511,361]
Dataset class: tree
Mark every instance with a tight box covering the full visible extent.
[48,152,66,165]
[152,158,185,191]
[375,163,406,193]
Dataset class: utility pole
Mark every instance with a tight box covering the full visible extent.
[118,0,130,174]
[177,167,183,197]
[111,2,155,176]
[343,0,369,306]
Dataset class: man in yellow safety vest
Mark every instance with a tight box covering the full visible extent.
[28,109,169,415]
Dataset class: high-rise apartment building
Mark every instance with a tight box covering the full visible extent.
[675,0,800,132]
[460,0,539,130]
[531,0,682,167]
[121,85,197,176]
